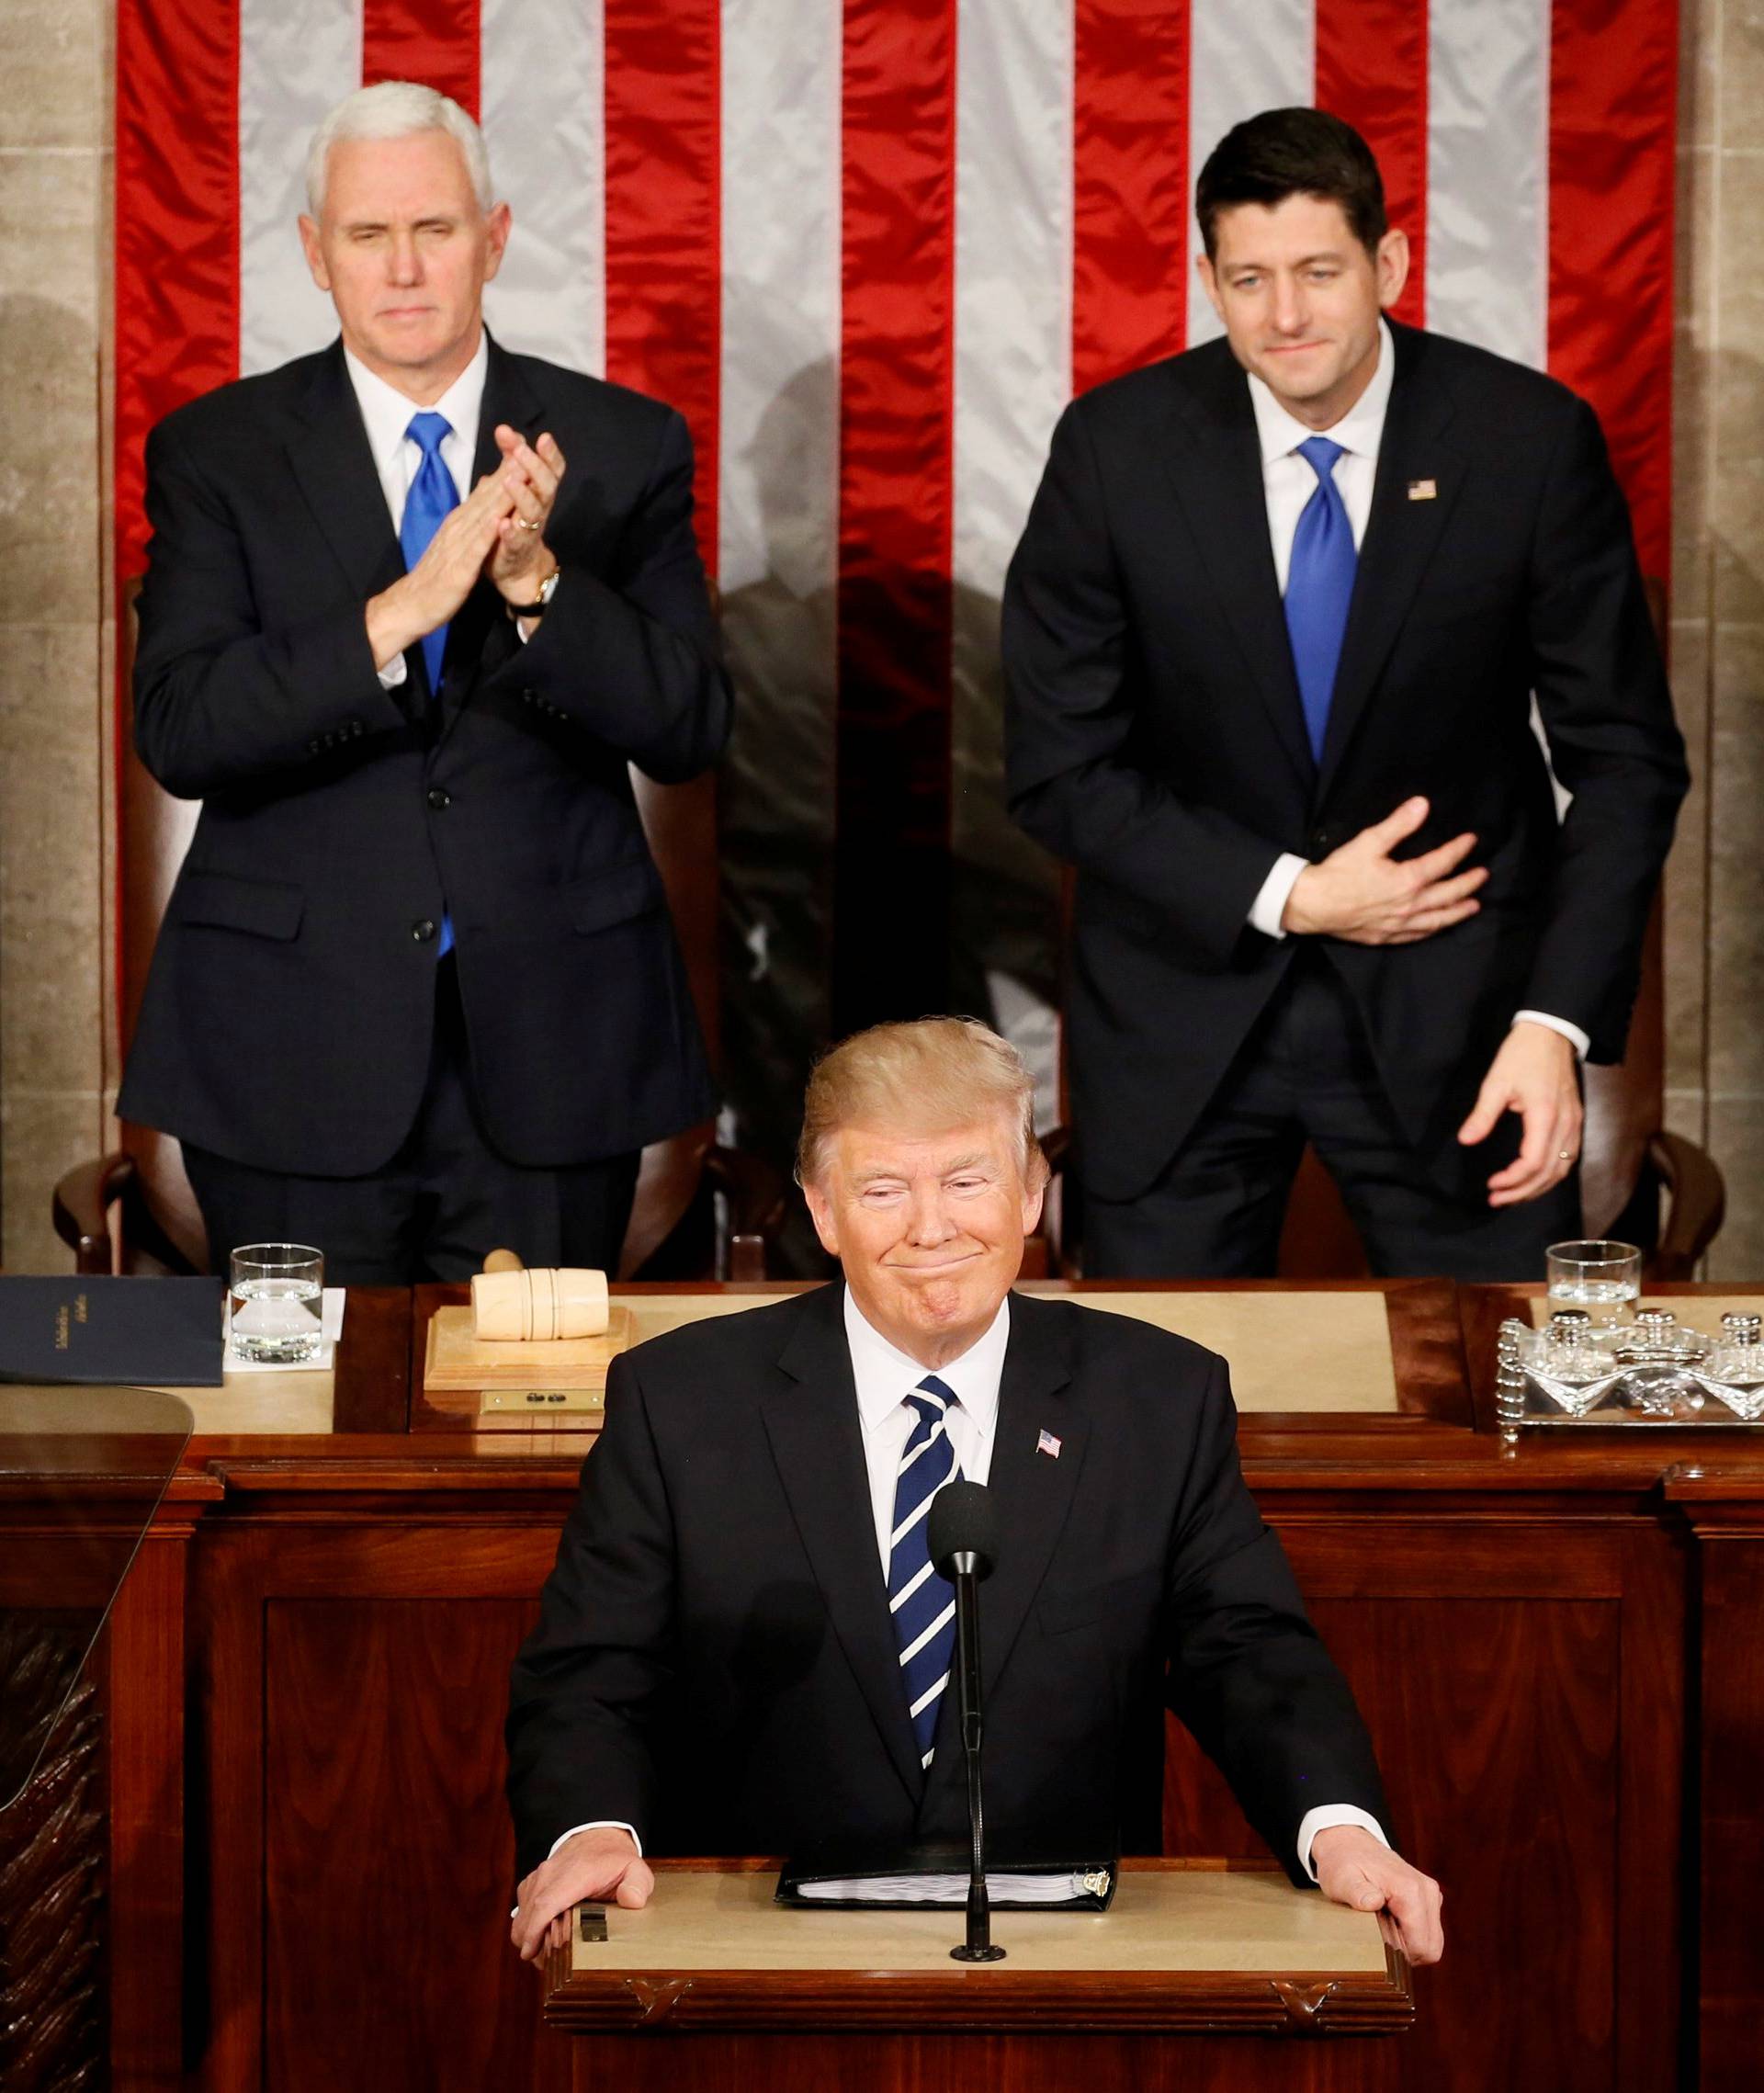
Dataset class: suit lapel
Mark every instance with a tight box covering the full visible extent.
[287,343,407,620]
[975,1294,1086,1702]
[763,1286,923,1805]
[436,334,548,739]
[1161,359,1316,795]
[1316,324,1467,802]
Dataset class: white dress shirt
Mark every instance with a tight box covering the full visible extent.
[343,335,507,690]
[541,1290,1385,1885]
[1241,321,1589,1059]
[844,1286,1005,1566]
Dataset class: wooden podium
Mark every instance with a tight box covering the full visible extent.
[542,1859,1413,2090]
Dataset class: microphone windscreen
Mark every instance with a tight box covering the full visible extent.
[928,1479,1000,1581]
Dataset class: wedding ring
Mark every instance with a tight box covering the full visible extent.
[514,515,540,531]
[1557,1149,1574,1161]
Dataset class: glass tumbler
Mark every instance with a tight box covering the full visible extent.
[227,1243,324,1364]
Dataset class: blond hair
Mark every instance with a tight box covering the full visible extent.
[797,1018,1046,1188]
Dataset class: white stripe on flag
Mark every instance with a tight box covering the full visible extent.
[1186,0,1316,349]
[1426,0,1551,369]
[717,0,842,1111]
[238,0,359,376]
[481,0,606,378]
[952,0,1071,1092]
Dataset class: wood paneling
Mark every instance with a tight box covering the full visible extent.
[263,1597,563,2093]
[565,2030,1414,2091]
[25,1282,1761,2087]
[196,1523,575,2093]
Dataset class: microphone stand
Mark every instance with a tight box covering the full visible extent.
[947,1552,1005,1963]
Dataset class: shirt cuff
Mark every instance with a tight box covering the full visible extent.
[547,1820,642,1862]
[1248,853,1310,941]
[1512,1010,1591,1061]
[512,1822,644,1918]
[1297,1805,1389,1883]
[377,652,408,690]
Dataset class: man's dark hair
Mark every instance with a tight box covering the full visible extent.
[1194,107,1387,261]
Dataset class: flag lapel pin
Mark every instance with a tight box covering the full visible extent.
[1036,1429,1062,1459]
[1408,478,1438,502]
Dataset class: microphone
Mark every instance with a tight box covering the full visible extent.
[928,1481,1005,1963]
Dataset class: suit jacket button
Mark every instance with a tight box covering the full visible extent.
[522,687,537,704]
[412,918,437,944]
[427,787,451,810]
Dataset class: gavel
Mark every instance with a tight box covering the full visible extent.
[470,1250,610,1342]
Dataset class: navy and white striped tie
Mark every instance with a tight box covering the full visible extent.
[888,1374,960,1771]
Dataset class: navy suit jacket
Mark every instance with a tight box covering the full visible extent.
[505,1284,1387,1884]
[120,334,730,1174]
[1004,321,1688,1202]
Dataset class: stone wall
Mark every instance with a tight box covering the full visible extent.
[0,0,112,1271]
[1671,0,1764,1276]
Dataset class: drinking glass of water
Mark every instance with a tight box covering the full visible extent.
[1545,1239,1642,1320]
[228,1244,324,1364]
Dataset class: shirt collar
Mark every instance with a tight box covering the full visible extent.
[842,1284,1010,1439]
[342,330,490,472]
[1248,315,1396,468]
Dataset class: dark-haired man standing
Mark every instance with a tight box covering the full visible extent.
[1004,107,1687,1278]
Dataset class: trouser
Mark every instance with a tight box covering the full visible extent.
[183,956,640,1285]
[1082,951,1579,1282]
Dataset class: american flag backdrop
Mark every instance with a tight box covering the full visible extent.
[114,0,1678,1205]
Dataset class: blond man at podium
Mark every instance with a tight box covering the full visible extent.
[507,1020,1442,1966]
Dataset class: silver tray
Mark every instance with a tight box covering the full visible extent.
[1495,1313,1764,1438]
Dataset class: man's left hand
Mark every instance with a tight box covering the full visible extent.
[1455,1021,1582,1208]
[1311,1826,1443,1965]
[486,423,566,605]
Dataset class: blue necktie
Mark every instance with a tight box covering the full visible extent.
[400,412,458,956]
[888,1375,961,1772]
[1283,435,1357,764]
[400,412,458,698]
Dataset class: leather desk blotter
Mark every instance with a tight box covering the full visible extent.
[423,1304,635,1406]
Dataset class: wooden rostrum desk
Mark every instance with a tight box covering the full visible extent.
[25,1280,1764,2091]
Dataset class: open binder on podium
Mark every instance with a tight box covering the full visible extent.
[777,1840,1117,1911]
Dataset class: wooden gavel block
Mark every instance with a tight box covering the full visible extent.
[422,1251,632,1409]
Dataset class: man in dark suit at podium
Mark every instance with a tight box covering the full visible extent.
[507,1019,1443,1965]
[119,82,729,1282]
[1003,108,1687,1280]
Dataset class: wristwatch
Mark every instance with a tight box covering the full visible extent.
[506,566,561,618]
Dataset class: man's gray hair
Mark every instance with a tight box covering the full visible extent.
[305,80,493,218]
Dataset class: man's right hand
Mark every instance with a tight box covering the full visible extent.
[1281,797,1487,945]
[365,473,516,672]
[510,1827,654,1963]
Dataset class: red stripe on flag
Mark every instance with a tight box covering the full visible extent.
[603,1,722,578]
[114,0,240,588]
[1072,0,1191,395]
[1548,0,1677,585]
[114,0,240,1067]
[1313,0,1428,327]
[834,0,957,1030]
[361,0,481,119]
